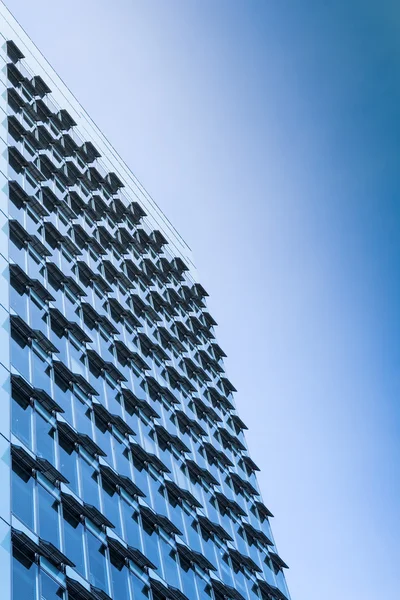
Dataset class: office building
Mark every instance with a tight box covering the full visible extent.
[0,4,291,600]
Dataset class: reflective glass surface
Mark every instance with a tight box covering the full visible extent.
[5,34,290,600]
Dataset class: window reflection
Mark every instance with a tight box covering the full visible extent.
[12,461,34,530]
[121,499,141,549]
[12,392,32,448]
[63,508,85,576]
[86,530,107,591]
[40,570,64,600]
[38,483,60,548]
[35,411,55,464]
[12,547,36,600]
[80,458,100,509]
[110,551,129,600]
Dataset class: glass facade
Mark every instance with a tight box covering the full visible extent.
[0,11,290,600]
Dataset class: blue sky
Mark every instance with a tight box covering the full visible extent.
[5,1,400,598]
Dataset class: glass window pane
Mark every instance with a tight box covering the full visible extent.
[32,351,51,394]
[121,500,141,549]
[38,484,60,548]
[10,283,28,321]
[12,547,37,600]
[58,436,78,494]
[86,530,107,591]
[29,296,47,335]
[101,480,121,536]
[141,518,161,571]
[113,439,131,478]
[179,558,198,600]
[130,572,150,600]
[53,374,73,424]
[159,538,179,588]
[35,412,55,464]
[73,398,92,437]
[80,459,100,509]
[63,508,85,576]
[12,392,32,449]
[11,330,30,380]
[40,570,64,600]
[110,553,129,600]
[131,457,149,498]
[94,415,113,462]
[12,462,34,529]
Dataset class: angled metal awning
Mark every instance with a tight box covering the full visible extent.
[175,409,207,438]
[74,373,99,397]
[57,420,80,446]
[203,442,233,467]
[79,433,107,458]
[243,522,273,547]
[53,361,99,396]
[140,505,182,537]
[11,528,75,568]
[130,441,170,474]
[242,455,260,473]
[164,480,202,509]
[77,260,112,294]
[228,548,262,574]
[218,427,246,452]
[121,387,160,420]
[118,473,146,499]
[109,299,140,329]
[198,514,233,542]
[79,141,101,163]
[7,39,25,61]
[192,282,209,298]
[10,315,59,354]
[269,551,289,570]
[176,542,216,572]
[230,473,260,498]
[52,109,77,131]
[36,457,69,485]
[150,578,189,600]
[155,424,190,454]
[206,385,235,412]
[255,500,274,520]
[39,538,75,568]
[114,340,149,371]
[49,307,92,344]
[231,414,248,432]
[93,401,135,437]
[145,376,180,406]
[192,397,222,424]
[84,502,114,529]
[214,492,246,517]
[171,257,189,274]
[209,579,245,600]
[186,459,220,487]
[66,577,100,600]
[99,464,121,488]
[220,376,237,394]
[91,586,112,600]
[11,374,64,413]
[61,492,86,519]
[258,580,289,600]
[11,444,64,485]
[31,75,51,97]
[150,229,168,249]
[107,537,154,575]
[127,545,156,570]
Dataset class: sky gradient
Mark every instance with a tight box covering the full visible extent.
[4,1,400,599]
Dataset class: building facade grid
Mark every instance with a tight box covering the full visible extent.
[0,8,290,600]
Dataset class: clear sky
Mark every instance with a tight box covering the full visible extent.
[4,1,400,599]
